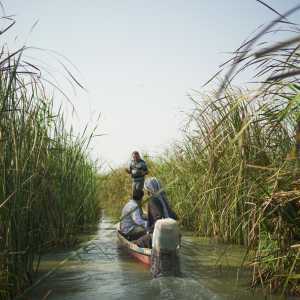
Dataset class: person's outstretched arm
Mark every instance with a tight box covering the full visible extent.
[132,207,147,228]
[125,162,132,174]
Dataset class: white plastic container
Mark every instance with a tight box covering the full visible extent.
[152,218,180,251]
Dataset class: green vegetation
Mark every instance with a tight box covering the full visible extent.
[98,168,131,218]
[0,21,100,299]
[99,11,300,296]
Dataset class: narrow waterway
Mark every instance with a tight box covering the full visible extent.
[23,215,297,300]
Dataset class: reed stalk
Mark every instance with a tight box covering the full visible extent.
[0,17,100,299]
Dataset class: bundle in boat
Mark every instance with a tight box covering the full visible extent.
[151,218,181,278]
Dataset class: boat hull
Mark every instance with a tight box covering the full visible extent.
[130,250,151,265]
[116,225,151,266]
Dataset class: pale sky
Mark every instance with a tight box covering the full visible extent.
[3,1,300,169]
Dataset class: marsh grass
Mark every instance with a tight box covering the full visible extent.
[0,18,100,299]
[98,167,131,218]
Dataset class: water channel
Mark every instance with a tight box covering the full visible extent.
[22,215,299,300]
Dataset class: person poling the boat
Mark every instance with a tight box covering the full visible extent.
[126,151,148,192]
[120,189,147,241]
[136,177,177,248]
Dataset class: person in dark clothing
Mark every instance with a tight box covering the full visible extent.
[144,177,177,233]
[136,177,177,248]
[126,151,148,192]
[147,194,177,233]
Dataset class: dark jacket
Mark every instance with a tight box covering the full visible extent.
[147,194,177,233]
[129,159,148,182]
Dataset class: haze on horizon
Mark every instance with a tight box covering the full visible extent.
[3,0,300,169]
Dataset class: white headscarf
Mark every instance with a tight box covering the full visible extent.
[144,177,170,218]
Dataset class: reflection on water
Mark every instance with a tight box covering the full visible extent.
[23,215,297,300]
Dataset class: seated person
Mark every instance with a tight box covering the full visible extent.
[145,177,177,233]
[120,189,147,241]
[136,177,177,248]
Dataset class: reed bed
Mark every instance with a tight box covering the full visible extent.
[153,88,299,294]
[98,167,131,219]
[0,21,100,299]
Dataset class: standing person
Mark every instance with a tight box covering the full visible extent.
[126,151,148,192]
[120,189,147,241]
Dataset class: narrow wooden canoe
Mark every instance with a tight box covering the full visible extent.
[116,224,151,266]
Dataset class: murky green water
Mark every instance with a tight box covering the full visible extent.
[22,215,299,300]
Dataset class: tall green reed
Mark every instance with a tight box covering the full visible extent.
[0,20,100,299]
